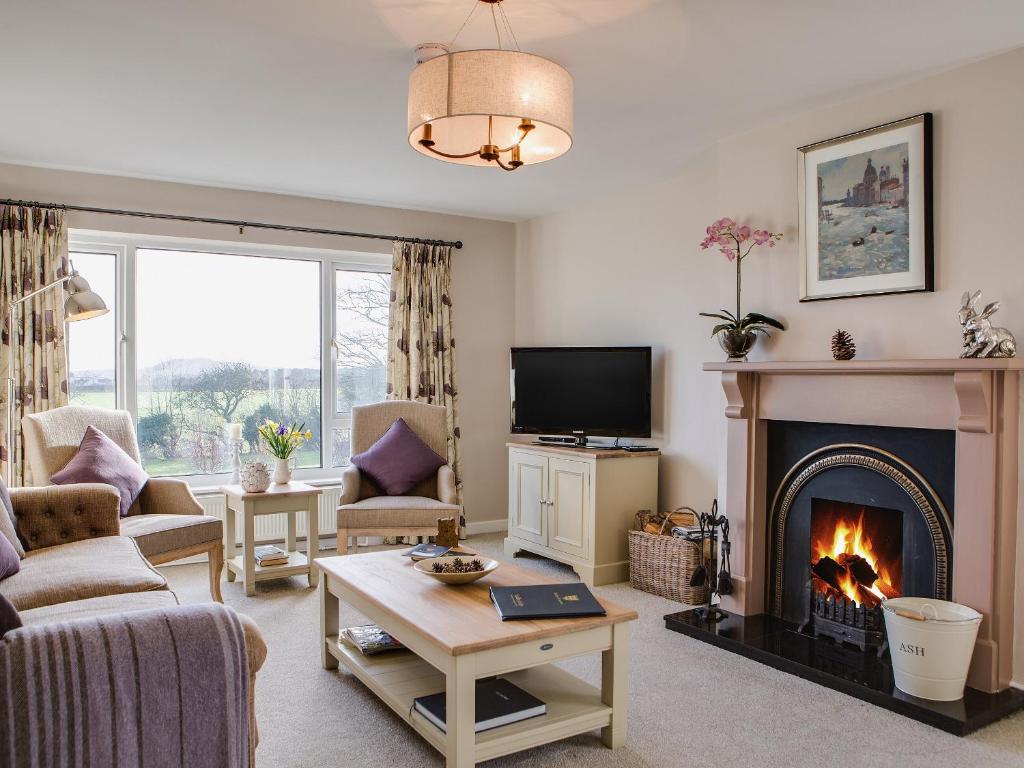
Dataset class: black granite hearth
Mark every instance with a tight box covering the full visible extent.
[664,608,1024,735]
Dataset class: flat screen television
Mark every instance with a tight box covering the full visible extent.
[510,346,652,441]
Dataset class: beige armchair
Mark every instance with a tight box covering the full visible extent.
[336,400,461,554]
[20,405,224,601]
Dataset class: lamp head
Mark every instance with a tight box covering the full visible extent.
[64,272,109,322]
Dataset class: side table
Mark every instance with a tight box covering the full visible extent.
[221,482,322,596]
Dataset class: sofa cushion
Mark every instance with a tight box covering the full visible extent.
[0,477,25,558]
[119,514,222,559]
[0,533,19,581]
[18,590,180,626]
[0,594,21,637]
[0,536,167,611]
[51,425,149,518]
[337,496,460,529]
[350,418,445,496]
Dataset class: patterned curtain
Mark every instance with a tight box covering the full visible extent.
[0,205,71,485]
[387,242,463,522]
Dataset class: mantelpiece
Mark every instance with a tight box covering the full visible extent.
[704,358,1021,693]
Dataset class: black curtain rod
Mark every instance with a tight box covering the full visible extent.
[0,198,463,249]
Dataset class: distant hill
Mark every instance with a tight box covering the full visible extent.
[71,357,322,389]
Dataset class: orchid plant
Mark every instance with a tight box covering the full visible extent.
[699,218,785,344]
[257,419,312,460]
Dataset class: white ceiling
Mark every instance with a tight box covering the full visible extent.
[2,0,1023,221]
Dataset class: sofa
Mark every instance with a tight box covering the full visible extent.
[0,481,266,765]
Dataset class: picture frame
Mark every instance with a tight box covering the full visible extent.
[798,113,932,301]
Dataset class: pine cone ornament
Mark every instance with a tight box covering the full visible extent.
[831,329,856,360]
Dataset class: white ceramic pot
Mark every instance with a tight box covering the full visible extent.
[240,461,271,493]
[272,457,292,485]
[882,597,982,701]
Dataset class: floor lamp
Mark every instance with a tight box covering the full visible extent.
[5,269,109,485]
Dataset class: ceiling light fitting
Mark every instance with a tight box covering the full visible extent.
[407,0,573,172]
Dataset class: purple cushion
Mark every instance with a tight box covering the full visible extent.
[350,417,446,496]
[51,425,149,518]
[0,594,21,637]
[0,533,19,581]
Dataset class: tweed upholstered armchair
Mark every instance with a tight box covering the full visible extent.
[336,400,461,554]
[20,405,224,601]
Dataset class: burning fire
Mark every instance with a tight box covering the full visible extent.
[811,508,900,607]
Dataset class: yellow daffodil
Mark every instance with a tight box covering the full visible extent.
[305,430,313,439]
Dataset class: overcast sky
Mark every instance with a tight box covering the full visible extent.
[68,248,335,374]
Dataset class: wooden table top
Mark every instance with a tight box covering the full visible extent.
[221,481,323,500]
[317,551,638,656]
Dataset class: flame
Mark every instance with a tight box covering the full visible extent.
[813,510,896,605]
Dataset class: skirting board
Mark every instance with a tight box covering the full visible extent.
[464,518,508,535]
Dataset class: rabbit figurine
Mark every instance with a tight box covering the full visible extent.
[959,291,1017,358]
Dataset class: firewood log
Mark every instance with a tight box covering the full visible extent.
[811,556,845,591]
[875,579,900,600]
[842,554,879,588]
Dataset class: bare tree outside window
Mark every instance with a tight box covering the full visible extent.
[334,270,390,463]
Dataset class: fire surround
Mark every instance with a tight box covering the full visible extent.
[701,359,1022,693]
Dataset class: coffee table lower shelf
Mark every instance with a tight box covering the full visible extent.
[325,637,612,763]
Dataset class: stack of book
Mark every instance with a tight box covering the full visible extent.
[254,545,289,567]
[339,624,404,655]
[413,678,546,734]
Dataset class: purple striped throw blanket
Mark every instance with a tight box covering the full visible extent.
[1,603,250,768]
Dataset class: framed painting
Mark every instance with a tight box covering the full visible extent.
[798,113,932,301]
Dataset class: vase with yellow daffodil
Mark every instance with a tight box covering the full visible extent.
[257,419,313,484]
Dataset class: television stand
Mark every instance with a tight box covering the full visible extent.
[506,442,660,585]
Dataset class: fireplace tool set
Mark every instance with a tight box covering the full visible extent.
[687,500,733,622]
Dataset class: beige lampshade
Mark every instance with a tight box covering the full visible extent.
[408,49,573,167]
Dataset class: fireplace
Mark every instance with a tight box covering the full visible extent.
[766,421,954,654]
[664,359,1024,734]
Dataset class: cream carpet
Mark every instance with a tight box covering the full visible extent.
[160,535,1024,768]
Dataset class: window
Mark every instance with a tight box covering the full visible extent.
[136,248,322,476]
[67,233,389,484]
[332,269,390,465]
[67,250,117,410]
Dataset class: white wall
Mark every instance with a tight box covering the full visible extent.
[516,47,1024,682]
[0,163,516,528]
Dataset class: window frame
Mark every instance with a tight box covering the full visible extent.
[69,229,390,488]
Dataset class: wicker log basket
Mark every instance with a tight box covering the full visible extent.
[628,507,709,604]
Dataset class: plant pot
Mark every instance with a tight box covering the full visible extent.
[272,458,292,485]
[717,329,757,361]
[240,461,271,493]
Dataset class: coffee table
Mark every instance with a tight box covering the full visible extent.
[317,551,637,767]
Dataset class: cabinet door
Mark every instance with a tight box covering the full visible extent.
[547,457,590,559]
[508,451,547,545]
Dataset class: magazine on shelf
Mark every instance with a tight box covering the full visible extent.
[338,624,404,655]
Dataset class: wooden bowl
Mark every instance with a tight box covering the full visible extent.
[413,556,500,585]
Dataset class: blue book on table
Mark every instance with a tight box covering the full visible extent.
[489,584,607,621]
